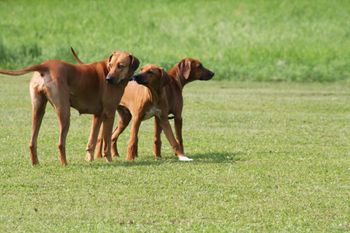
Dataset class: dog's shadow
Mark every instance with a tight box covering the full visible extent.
[188,151,242,164]
[92,152,243,167]
[73,158,166,168]
[76,151,242,169]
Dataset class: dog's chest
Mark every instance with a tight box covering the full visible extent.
[143,106,161,120]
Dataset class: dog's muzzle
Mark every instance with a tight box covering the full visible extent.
[200,71,215,80]
[131,74,148,85]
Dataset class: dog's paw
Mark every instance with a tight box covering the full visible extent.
[105,155,113,163]
[85,153,94,162]
[178,156,193,162]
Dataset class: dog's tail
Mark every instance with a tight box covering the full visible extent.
[0,64,48,76]
[70,47,84,64]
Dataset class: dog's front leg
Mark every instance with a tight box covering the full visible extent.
[154,117,163,158]
[111,108,132,157]
[126,117,142,160]
[101,113,116,162]
[86,115,103,162]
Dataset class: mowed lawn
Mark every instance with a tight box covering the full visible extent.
[0,76,349,232]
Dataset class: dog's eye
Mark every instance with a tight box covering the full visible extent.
[197,63,203,68]
[118,64,126,69]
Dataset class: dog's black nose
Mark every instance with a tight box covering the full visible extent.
[131,74,141,80]
[209,71,215,78]
[106,75,114,84]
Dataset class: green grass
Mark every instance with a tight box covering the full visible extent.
[0,0,350,81]
[0,77,349,232]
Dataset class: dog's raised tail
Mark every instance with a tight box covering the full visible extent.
[0,64,48,76]
[70,47,84,64]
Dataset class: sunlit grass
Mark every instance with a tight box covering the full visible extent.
[0,77,349,232]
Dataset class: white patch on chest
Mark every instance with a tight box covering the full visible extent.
[143,106,161,120]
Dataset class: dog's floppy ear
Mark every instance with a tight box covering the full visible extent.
[107,53,114,69]
[160,69,171,87]
[129,55,140,72]
[178,58,192,80]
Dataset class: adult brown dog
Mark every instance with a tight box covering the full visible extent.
[0,50,139,165]
[71,48,214,160]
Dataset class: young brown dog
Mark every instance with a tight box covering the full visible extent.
[108,64,187,160]
[104,59,214,161]
[153,58,214,159]
[0,50,139,165]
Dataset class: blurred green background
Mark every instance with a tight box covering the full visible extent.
[1,0,349,82]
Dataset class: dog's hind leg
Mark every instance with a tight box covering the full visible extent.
[95,129,104,158]
[174,116,184,154]
[158,116,192,161]
[47,83,71,166]
[56,103,70,166]
[29,87,47,166]
[158,117,183,157]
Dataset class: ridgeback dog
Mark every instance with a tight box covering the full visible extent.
[71,48,214,161]
[100,59,214,161]
[153,58,214,159]
[107,64,190,161]
[0,49,139,165]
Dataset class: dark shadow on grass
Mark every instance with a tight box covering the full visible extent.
[70,157,174,169]
[187,151,242,164]
[70,151,243,169]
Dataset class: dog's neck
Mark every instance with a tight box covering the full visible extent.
[89,60,110,78]
[102,59,110,76]
[146,85,162,104]
[167,65,187,91]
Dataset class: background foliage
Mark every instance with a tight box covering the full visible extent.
[0,0,349,81]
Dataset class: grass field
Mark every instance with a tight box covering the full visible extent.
[0,77,349,232]
[0,0,350,81]
[1,0,350,232]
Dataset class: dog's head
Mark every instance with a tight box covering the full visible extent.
[105,52,140,85]
[177,58,214,82]
[131,64,170,89]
